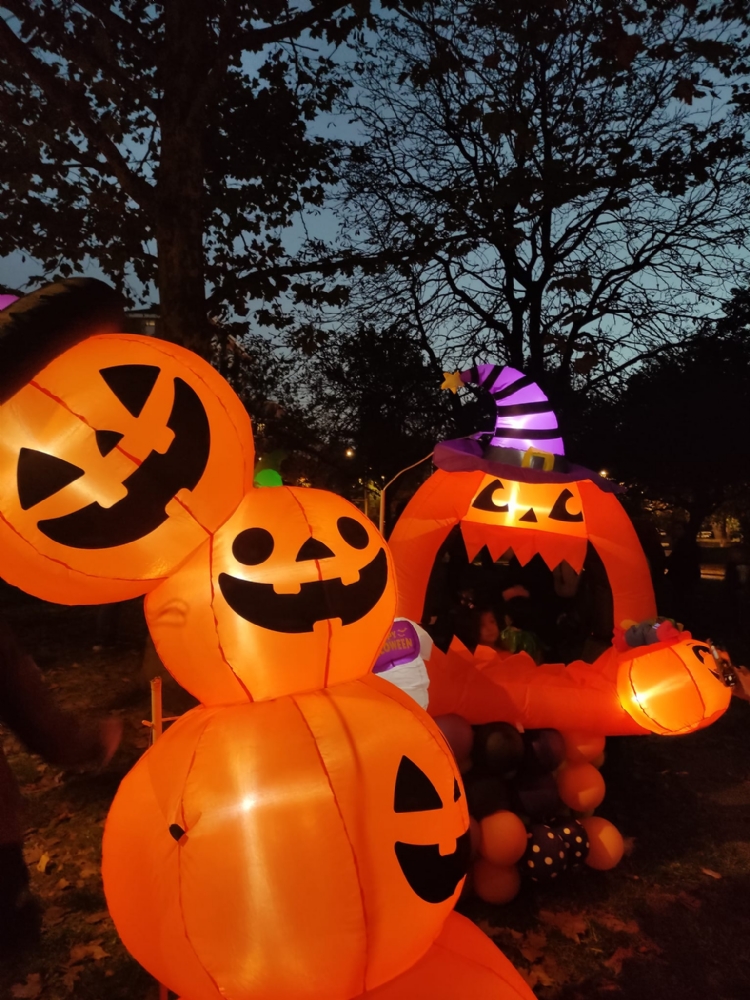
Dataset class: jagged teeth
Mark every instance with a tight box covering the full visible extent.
[459,522,587,574]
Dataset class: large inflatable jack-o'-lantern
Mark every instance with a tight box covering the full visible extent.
[389,364,734,898]
[0,283,534,1000]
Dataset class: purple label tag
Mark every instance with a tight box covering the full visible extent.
[373,620,420,674]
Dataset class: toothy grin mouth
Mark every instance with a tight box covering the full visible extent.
[218,547,388,633]
[395,830,471,903]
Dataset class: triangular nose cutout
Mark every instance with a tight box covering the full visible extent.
[518,508,538,522]
[296,537,335,561]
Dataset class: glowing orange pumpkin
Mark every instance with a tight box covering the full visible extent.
[102,676,470,1000]
[146,486,396,703]
[616,637,731,735]
[0,333,253,604]
[390,468,655,631]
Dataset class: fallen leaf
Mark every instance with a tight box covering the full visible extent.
[43,905,66,927]
[10,974,42,998]
[677,891,701,911]
[62,966,82,992]
[519,929,547,964]
[79,863,99,879]
[539,909,589,944]
[84,910,109,924]
[56,878,70,891]
[69,941,109,963]
[36,852,51,873]
[701,868,722,880]
[23,846,42,865]
[603,947,635,976]
[594,913,640,935]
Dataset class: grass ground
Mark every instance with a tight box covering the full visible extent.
[1,578,749,1000]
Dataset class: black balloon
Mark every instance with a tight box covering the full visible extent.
[511,771,561,822]
[551,819,590,867]
[522,824,568,883]
[522,728,566,774]
[472,722,524,777]
[463,773,510,820]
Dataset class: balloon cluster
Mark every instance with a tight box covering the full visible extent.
[435,715,625,903]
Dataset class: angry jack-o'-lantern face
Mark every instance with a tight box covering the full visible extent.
[462,475,589,572]
[145,487,397,703]
[103,678,469,999]
[0,335,253,604]
[389,468,656,635]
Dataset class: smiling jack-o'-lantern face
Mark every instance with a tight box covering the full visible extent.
[0,335,254,604]
[103,677,469,1000]
[145,487,396,703]
[389,468,656,633]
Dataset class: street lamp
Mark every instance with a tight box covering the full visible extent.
[345,447,355,458]
[378,451,434,537]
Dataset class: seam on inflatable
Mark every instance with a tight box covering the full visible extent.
[208,533,254,702]
[285,489,333,690]
[173,711,225,1000]
[0,505,165,583]
[431,937,527,996]
[290,693,369,995]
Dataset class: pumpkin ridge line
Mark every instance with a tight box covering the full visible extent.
[172,709,226,1000]
[208,532,254,702]
[289,693,370,993]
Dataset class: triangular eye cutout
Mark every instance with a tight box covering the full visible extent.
[549,488,584,522]
[95,429,124,457]
[453,778,461,802]
[100,364,159,417]
[394,756,443,812]
[471,479,509,513]
[518,508,537,522]
[17,448,84,510]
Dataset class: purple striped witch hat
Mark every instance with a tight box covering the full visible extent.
[435,364,619,492]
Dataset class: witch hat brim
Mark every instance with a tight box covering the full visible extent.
[0,278,127,405]
[437,364,622,494]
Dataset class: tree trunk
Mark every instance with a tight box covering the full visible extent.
[155,0,212,357]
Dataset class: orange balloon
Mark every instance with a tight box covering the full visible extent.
[616,637,732,735]
[146,487,397,703]
[562,731,606,764]
[479,810,528,866]
[580,817,624,871]
[0,333,253,604]
[556,762,606,812]
[103,677,470,1000]
[473,859,522,905]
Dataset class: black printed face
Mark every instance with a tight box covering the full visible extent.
[17,365,210,548]
[393,755,470,903]
[218,509,389,634]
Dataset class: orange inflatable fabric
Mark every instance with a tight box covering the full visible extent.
[0,283,535,1000]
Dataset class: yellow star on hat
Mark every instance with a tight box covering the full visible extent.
[441,370,464,393]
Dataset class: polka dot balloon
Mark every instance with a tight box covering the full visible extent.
[522,824,567,882]
[551,819,590,867]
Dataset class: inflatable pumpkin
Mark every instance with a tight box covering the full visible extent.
[390,366,655,630]
[103,678,471,1000]
[0,281,254,604]
[389,363,732,738]
[0,283,535,1000]
[145,486,396,703]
